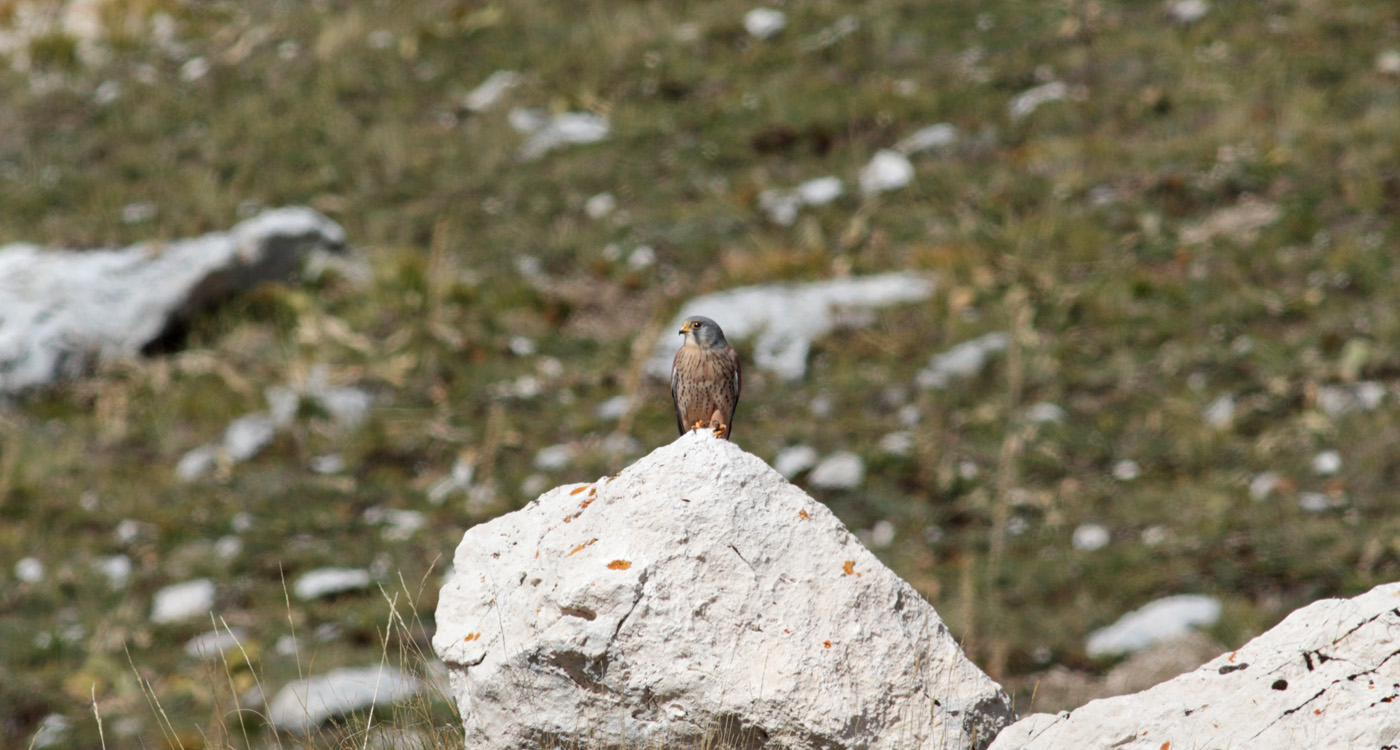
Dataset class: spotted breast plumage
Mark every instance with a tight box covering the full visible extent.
[670,316,741,440]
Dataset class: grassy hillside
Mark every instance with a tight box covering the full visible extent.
[2,0,1400,746]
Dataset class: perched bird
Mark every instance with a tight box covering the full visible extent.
[671,316,742,440]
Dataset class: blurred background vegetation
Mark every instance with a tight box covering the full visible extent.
[2,0,1400,747]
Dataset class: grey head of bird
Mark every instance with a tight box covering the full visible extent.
[679,316,730,349]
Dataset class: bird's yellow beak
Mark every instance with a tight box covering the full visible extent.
[679,322,691,334]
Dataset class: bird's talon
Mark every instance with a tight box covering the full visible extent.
[712,424,728,438]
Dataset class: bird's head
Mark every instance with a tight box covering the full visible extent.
[679,316,728,348]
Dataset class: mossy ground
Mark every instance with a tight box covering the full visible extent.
[3,0,1400,747]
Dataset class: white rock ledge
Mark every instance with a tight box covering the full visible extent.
[433,431,1012,750]
[988,582,1400,750]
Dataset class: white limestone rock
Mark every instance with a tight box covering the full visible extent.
[151,578,216,624]
[808,450,866,490]
[648,273,936,381]
[267,665,425,735]
[1086,594,1221,658]
[294,567,371,601]
[743,8,787,39]
[859,149,915,195]
[990,583,1400,750]
[916,332,1009,389]
[0,207,344,394]
[515,111,610,161]
[433,432,1012,750]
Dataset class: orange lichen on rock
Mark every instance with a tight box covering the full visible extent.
[842,560,855,576]
[463,632,481,642]
[823,640,832,649]
[607,560,632,570]
[570,485,589,495]
[580,496,595,509]
[567,538,599,556]
[798,510,810,519]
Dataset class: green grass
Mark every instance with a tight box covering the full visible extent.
[3,0,1400,745]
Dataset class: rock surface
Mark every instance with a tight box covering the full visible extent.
[267,665,425,735]
[0,207,345,395]
[988,582,1400,750]
[433,431,1013,750]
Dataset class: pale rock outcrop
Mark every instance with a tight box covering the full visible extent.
[988,582,1400,750]
[433,431,1012,750]
[0,207,345,394]
[266,665,425,735]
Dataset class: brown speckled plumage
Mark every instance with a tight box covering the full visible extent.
[670,316,741,440]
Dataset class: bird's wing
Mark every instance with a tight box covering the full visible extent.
[670,348,686,434]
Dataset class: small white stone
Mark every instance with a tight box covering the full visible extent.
[534,444,573,471]
[628,245,656,270]
[1313,450,1341,476]
[917,332,1009,389]
[1249,471,1282,501]
[898,404,922,427]
[175,444,218,481]
[267,666,425,735]
[877,431,915,457]
[744,8,787,39]
[30,714,70,749]
[179,56,210,82]
[312,386,373,430]
[428,459,475,505]
[275,634,298,656]
[809,451,866,490]
[151,579,216,624]
[266,385,300,426]
[294,568,371,601]
[1025,402,1067,424]
[1085,594,1221,658]
[868,520,896,549]
[184,628,247,661]
[93,80,121,105]
[224,412,278,462]
[585,192,617,219]
[115,519,147,545]
[309,453,346,475]
[214,535,242,560]
[596,395,632,421]
[1005,516,1030,536]
[774,445,819,478]
[958,460,981,480]
[380,509,426,541]
[120,201,157,224]
[1167,0,1209,24]
[15,557,44,583]
[894,124,957,155]
[517,112,610,161]
[231,512,255,533]
[1298,492,1335,513]
[94,555,132,589]
[508,336,537,356]
[1072,523,1110,552]
[1141,526,1168,546]
[757,189,802,226]
[795,176,843,206]
[463,70,520,112]
[521,474,551,497]
[1378,50,1400,76]
[1112,459,1142,481]
[858,150,915,195]
[1202,394,1235,429]
[1008,81,1067,120]
[367,29,394,50]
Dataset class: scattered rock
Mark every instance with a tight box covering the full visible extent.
[1179,197,1281,245]
[743,8,787,39]
[514,111,610,161]
[93,554,132,589]
[0,207,344,395]
[1202,393,1235,429]
[894,123,958,155]
[1312,450,1341,476]
[1019,631,1226,713]
[991,583,1400,750]
[650,273,936,382]
[1316,382,1384,417]
[294,568,371,601]
[859,149,915,195]
[1166,0,1209,23]
[1378,49,1400,77]
[877,430,915,456]
[916,332,1009,389]
[183,628,247,661]
[585,192,617,219]
[757,176,843,225]
[14,556,44,583]
[773,445,819,478]
[1072,523,1110,552]
[1111,459,1142,481]
[1085,594,1221,658]
[596,395,633,421]
[151,579,216,624]
[864,519,896,549]
[427,459,476,505]
[1249,471,1283,501]
[309,453,346,475]
[267,665,426,735]
[808,451,866,490]
[1025,402,1067,424]
[30,714,70,749]
[462,70,519,112]
[533,443,574,471]
[433,432,1013,750]
[1008,81,1067,120]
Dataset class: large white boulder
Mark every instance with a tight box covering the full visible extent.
[988,582,1400,750]
[433,431,1012,749]
[0,207,344,394]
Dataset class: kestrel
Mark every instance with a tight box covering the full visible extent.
[671,316,741,440]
